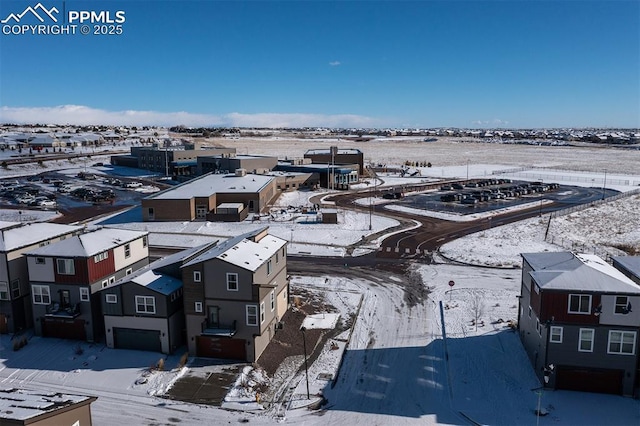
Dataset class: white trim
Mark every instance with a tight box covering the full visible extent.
[135,295,155,314]
[260,301,265,324]
[194,271,201,282]
[79,287,90,302]
[578,328,595,352]
[608,330,636,355]
[32,285,50,305]
[195,301,203,313]
[550,326,563,343]
[226,273,238,291]
[246,304,258,326]
[568,294,592,315]
[106,294,117,304]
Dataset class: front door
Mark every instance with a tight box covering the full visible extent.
[208,306,219,328]
[60,290,70,309]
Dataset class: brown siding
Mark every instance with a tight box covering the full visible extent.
[54,258,88,284]
[142,198,195,221]
[87,251,116,283]
[540,291,600,325]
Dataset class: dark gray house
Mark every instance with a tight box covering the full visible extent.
[518,252,640,396]
[100,243,215,354]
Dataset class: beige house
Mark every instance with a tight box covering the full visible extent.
[181,227,289,362]
[0,388,97,426]
[141,170,278,222]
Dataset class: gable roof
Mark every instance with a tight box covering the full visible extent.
[522,252,640,294]
[25,228,147,257]
[182,227,287,272]
[0,222,83,252]
[612,256,640,279]
[105,242,216,295]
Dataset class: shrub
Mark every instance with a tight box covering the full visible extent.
[178,352,189,368]
[156,358,165,371]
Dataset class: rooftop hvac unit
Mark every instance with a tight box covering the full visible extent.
[235,168,247,177]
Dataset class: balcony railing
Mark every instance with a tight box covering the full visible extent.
[45,302,81,318]
[201,319,236,337]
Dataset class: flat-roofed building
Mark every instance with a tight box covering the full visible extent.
[0,388,97,426]
[304,146,365,175]
[197,154,278,175]
[142,170,278,222]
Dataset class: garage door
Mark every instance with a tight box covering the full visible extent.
[196,336,246,360]
[42,318,86,340]
[114,328,162,353]
[556,367,624,395]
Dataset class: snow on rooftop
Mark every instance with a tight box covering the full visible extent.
[150,173,274,200]
[130,270,182,295]
[216,234,287,272]
[0,388,94,421]
[26,228,147,257]
[0,222,83,252]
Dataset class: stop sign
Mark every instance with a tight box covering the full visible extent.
[448,280,455,287]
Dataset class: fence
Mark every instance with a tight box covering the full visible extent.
[544,188,640,262]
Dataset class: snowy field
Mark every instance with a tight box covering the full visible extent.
[1,137,640,425]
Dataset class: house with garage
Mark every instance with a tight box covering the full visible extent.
[612,256,640,286]
[518,252,640,396]
[25,228,149,342]
[100,243,214,354]
[181,227,289,362]
[0,221,83,334]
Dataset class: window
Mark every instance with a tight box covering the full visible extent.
[194,271,201,282]
[276,252,279,264]
[35,257,45,264]
[267,259,272,275]
[0,282,8,300]
[126,268,132,275]
[56,258,75,275]
[536,319,541,336]
[270,290,275,311]
[124,243,131,258]
[246,305,258,326]
[135,296,155,314]
[227,273,238,291]
[195,302,203,313]
[109,276,116,285]
[94,251,108,263]
[32,285,51,305]
[260,302,265,324]
[608,331,636,355]
[550,326,563,343]
[528,306,532,318]
[102,280,109,289]
[10,279,19,298]
[79,287,90,302]
[568,294,591,314]
[615,296,629,314]
[106,294,117,304]
[578,328,595,352]
[142,235,148,248]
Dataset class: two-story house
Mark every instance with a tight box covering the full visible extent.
[100,243,215,354]
[181,227,288,362]
[0,221,82,334]
[518,252,640,396]
[25,228,149,342]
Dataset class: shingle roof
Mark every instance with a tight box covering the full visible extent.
[0,222,83,252]
[182,227,286,272]
[25,228,147,257]
[522,252,640,294]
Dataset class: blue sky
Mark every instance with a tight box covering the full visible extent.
[1,0,638,128]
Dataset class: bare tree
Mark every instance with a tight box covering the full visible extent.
[470,292,485,331]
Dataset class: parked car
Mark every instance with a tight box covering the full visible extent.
[122,181,143,188]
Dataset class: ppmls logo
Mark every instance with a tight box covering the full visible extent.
[2,2,126,36]
[1,3,59,23]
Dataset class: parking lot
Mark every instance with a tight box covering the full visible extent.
[395,178,615,215]
[0,169,158,213]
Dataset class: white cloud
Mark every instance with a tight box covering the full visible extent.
[471,119,509,127]
[329,61,341,66]
[0,105,378,128]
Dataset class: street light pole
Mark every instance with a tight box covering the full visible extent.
[466,159,469,181]
[602,169,607,200]
[300,326,310,399]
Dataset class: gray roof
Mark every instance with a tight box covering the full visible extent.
[612,256,640,279]
[0,222,83,252]
[522,252,640,294]
[182,227,286,272]
[106,243,216,295]
[148,173,274,200]
[26,228,147,257]
[0,387,95,421]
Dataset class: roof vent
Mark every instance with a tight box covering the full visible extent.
[235,168,247,177]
